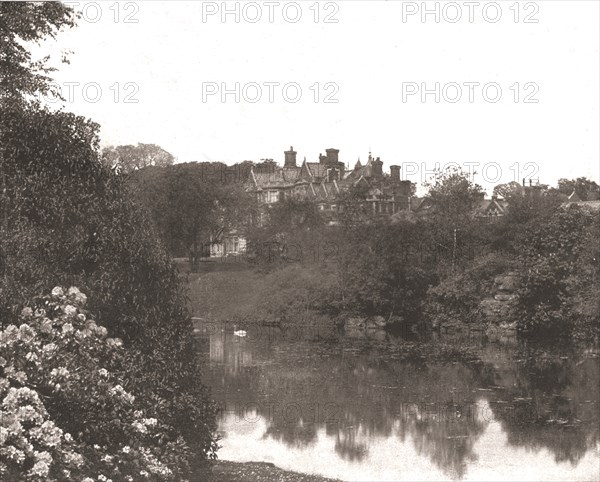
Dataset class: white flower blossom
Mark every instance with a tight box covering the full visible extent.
[143,418,157,427]
[132,421,147,433]
[63,305,77,318]
[51,286,64,298]
[29,460,50,478]
[21,307,33,318]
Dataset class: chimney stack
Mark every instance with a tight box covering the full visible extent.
[390,165,401,181]
[325,148,340,164]
[373,157,383,178]
[284,146,297,168]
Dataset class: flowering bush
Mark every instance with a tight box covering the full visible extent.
[1,287,186,481]
[1,103,217,478]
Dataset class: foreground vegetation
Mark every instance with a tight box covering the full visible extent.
[1,3,217,479]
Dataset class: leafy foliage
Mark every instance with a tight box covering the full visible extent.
[101,144,175,173]
[557,177,600,201]
[129,163,255,268]
[1,287,185,481]
[1,103,218,477]
[424,167,485,230]
[0,2,76,99]
[514,205,599,339]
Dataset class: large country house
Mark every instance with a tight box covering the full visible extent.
[210,146,414,257]
[210,146,512,258]
[247,146,414,225]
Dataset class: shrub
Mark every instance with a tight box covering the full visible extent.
[0,103,218,475]
[1,287,188,481]
[426,253,515,325]
[514,205,599,340]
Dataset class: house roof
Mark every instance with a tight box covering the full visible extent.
[411,197,434,212]
[252,169,292,189]
[305,162,328,180]
[474,198,507,217]
[282,167,301,182]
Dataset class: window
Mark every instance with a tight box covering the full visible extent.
[268,191,279,203]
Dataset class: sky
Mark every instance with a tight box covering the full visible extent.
[35,1,600,193]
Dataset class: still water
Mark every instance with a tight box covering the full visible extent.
[195,322,600,481]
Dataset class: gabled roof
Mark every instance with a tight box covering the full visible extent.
[411,197,434,212]
[252,169,291,189]
[568,190,582,202]
[307,162,327,180]
[474,198,507,217]
[282,167,301,182]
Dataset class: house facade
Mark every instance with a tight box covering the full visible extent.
[247,146,414,225]
[208,146,516,258]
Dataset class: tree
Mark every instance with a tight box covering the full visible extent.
[0,2,77,100]
[1,2,218,474]
[1,102,218,473]
[130,162,256,269]
[423,168,487,271]
[557,177,600,201]
[493,181,524,198]
[102,143,175,172]
[247,196,325,265]
[514,205,599,339]
[425,167,486,226]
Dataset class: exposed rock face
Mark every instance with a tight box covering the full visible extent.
[479,272,520,327]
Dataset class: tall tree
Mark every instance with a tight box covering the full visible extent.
[493,181,524,198]
[102,143,175,172]
[131,163,255,269]
[557,177,600,201]
[0,2,76,100]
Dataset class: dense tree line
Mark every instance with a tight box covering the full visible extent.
[243,168,599,341]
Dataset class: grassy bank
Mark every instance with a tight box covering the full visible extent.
[182,260,337,326]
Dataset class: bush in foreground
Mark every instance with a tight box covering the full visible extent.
[0,286,191,481]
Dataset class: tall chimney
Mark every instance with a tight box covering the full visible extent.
[390,165,400,181]
[373,157,383,178]
[284,146,297,168]
[325,148,339,164]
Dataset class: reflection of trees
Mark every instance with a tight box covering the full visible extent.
[201,329,599,480]
[334,429,369,461]
[485,348,600,466]
[410,418,479,480]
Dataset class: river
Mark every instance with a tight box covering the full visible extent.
[194,322,600,481]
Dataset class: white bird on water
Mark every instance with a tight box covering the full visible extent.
[233,325,247,337]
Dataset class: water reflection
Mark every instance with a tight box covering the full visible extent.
[196,323,600,481]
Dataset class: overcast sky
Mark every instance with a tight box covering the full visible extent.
[36,1,599,192]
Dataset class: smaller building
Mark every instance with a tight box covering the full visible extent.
[209,229,247,258]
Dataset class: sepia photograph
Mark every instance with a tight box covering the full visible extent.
[1,1,599,481]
